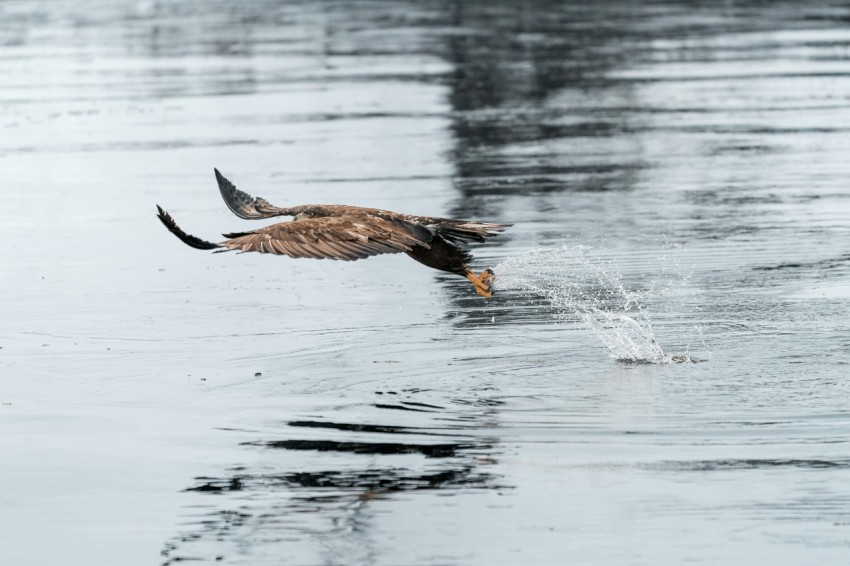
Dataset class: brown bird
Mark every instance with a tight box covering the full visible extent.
[156,169,510,297]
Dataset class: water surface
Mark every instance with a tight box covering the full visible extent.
[1,1,850,564]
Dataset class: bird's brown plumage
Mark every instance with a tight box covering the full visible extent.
[156,169,509,296]
[220,213,433,260]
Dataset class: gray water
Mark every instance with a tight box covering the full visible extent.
[2,1,850,564]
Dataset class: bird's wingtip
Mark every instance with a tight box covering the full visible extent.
[214,168,235,191]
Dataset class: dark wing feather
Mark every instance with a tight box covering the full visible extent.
[220,215,432,261]
[214,168,295,220]
[156,205,221,250]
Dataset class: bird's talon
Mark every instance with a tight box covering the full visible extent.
[467,269,496,298]
[481,269,495,288]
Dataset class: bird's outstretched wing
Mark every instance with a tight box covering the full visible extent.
[215,168,294,220]
[221,215,432,261]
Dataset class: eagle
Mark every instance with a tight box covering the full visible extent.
[156,169,510,297]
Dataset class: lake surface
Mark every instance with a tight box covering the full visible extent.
[2,1,850,564]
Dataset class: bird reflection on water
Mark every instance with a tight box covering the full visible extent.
[162,398,505,565]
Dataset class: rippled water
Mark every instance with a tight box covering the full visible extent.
[2,1,850,565]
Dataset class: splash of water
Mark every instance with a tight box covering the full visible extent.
[493,245,691,364]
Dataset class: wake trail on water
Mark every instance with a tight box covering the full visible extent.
[493,245,696,364]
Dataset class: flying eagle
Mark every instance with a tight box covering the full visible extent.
[156,169,510,297]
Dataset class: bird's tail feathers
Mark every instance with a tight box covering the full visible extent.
[438,221,511,244]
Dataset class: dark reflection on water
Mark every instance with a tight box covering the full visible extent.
[641,459,850,471]
[247,438,479,458]
[163,399,503,565]
[753,253,850,272]
[442,1,646,211]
